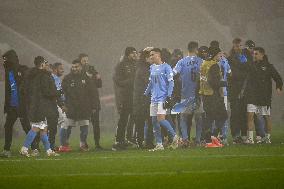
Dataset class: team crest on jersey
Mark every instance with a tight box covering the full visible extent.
[17,72,22,76]
[261,66,267,71]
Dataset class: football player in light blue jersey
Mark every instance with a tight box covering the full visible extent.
[172,41,203,147]
[144,48,179,151]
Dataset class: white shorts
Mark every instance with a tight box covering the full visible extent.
[150,102,169,116]
[65,118,89,127]
[31,121,48,130]
[247,104,270,115]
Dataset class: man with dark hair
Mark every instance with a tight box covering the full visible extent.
[144,48,179,151]
[133,47,154,149]
[210,40,220,49]
[198,46,209,60]
[20,56,59,157]
[245,47,282,144]
[172,42,203,147]
[227,38,249,144]
[78,53,103,150]
[61,59,97,151]
[0,50,37,158]
[112,47,137,151]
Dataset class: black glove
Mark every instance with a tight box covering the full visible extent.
[163,97,174,109]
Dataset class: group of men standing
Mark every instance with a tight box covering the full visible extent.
[1,51,102,157]
[112,38,283,151]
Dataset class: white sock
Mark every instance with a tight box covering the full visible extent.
[248,131,253,139]
[266,133,271,139]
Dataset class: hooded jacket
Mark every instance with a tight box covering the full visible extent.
[3,50,29,116]
[25,67,58,122]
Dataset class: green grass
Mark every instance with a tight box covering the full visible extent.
[0,124,284,189]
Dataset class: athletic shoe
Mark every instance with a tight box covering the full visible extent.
[95,145,104,151]
[232,136,243,144]
[255,136,262,144]
[149,144,164,151]
[211,136,224,147]
[0,150,12,158]
[244,137,254,144]
[46,149,60,156]
[30,149,40,157]
[221,138,229,146]
[169,135,180,149]
[58,145,72,152]
[180,139,190,148]
[20,147,30,157]
[112,142,126,151]
[262,137,271,144]
[205,143,220,148]
[80,144,90,152]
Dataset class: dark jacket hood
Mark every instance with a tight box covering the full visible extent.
[2,49,19,70]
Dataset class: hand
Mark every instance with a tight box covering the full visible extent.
[276,88,282,95]
[95,74,101,80]
[163,97,173,109]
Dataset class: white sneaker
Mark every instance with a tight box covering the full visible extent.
[30,149,40,157]
[244,137,254,144]
[20,147,30,157]
[0,150,12,158]
[149,144,164,151]
[46,149,60,157]
[262,137,271,144]
[256,136,262,144]
[169,135,180,149]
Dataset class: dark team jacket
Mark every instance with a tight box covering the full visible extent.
[62,72,97,120]
[113,58,136,113]
[245,59,283,107]
[133,60,150,117]
[25,68,58,122]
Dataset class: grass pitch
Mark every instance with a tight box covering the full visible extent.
[0,124,284,189]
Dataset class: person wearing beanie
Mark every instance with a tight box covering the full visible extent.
[199,46,227,147]
[20,56,59,157]
[112,47,137,151]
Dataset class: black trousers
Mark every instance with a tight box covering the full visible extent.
[230,98,247,138]
[47,115,59,150]
[116,106,131,143]
[91,110,100,146]
[3,107,37,150]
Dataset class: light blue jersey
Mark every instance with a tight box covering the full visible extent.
[173,56,202,99]
[52,73,65,101]
[218,57,231,96]
[144,63,174,103]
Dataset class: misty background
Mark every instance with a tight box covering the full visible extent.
[0,0,283,137]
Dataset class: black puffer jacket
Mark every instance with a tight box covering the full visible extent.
[133,60,150,117]
[62,72,96,120]
[3,50,29,116]
[113,57,136,113]
[25,68,58,122]
[245,59,283,107]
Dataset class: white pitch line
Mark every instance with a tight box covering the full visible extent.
[1,168,284,178]
[0,154,284,162]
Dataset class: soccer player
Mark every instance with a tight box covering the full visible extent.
[172,41,203,147]
[144,48,179,151]
[20,56,59,157]
[245,47,282,144]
